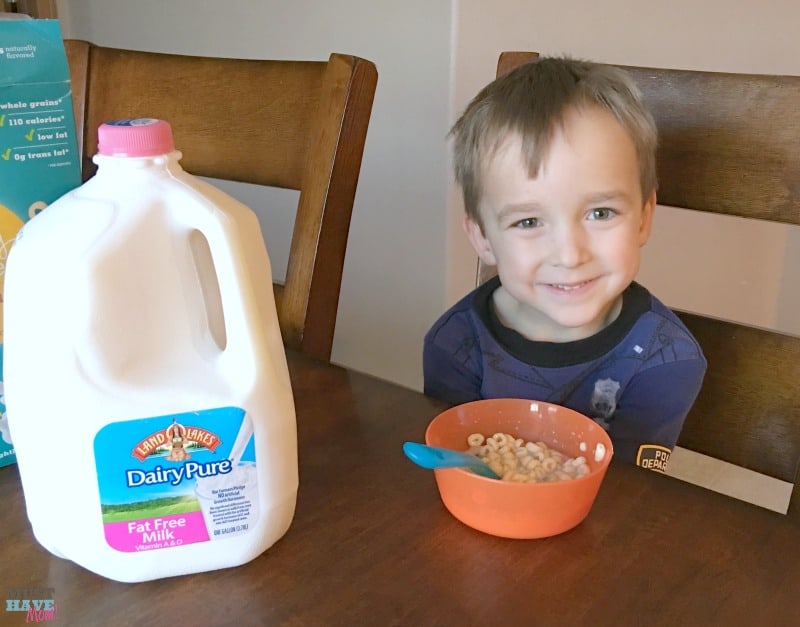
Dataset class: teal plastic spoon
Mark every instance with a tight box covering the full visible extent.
[402,441,500,479]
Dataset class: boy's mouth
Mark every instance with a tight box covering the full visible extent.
[548,280,593,292]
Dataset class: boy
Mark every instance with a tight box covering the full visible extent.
[423,56,706,469]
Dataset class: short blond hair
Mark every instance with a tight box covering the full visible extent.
[450,56,658,228]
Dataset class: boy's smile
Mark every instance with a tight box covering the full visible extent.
[465,104,656,343]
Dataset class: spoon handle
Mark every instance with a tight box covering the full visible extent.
[402,442,500,479]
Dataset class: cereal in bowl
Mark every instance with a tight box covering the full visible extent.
[466,432,591,483]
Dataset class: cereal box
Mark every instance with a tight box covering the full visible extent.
[0,17,82,466]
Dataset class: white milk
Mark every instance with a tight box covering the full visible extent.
[3,118,298,582]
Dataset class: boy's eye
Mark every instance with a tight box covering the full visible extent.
[588,207,616,220]
[513,217,542,229]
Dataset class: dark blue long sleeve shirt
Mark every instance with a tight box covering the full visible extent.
[423,277,707,468]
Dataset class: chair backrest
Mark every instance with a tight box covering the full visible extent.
[64,40,377,362]
[482,51,800,520]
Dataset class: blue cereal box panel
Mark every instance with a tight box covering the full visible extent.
[0,18,82,467]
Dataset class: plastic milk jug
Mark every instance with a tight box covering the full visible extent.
[2,118,299,582]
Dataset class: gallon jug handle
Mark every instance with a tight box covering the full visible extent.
[180,200,282,389]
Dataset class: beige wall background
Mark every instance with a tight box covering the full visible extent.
[56,0,799,391]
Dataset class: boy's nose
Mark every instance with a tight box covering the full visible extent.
[551,224,590,268]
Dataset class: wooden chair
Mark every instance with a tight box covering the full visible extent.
[483,51,800,520]
[64,40,377,362]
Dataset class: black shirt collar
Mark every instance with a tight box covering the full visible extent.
[473,275,651,367]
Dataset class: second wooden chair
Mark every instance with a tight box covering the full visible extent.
[482,51,800,520]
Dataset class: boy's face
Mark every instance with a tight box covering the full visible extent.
[464,105,656,342]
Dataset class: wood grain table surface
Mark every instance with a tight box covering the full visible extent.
[1,351,798,626]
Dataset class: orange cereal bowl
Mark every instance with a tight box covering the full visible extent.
[424,398,613,539]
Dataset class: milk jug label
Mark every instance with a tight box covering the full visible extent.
[94,407,259,552]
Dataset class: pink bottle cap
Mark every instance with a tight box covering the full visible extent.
[97,118,176,157]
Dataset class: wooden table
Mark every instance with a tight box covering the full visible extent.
[1,351,798,626]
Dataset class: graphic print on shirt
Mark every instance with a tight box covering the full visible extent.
[485,350,563,390]
[636,444,671,472]
[589,377,621,430]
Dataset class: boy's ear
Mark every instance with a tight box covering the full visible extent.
[638,190,657,246]
[463,215,497,266]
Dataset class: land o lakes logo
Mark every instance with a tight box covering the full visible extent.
[132,417,221,463]
[5,587,57,622]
